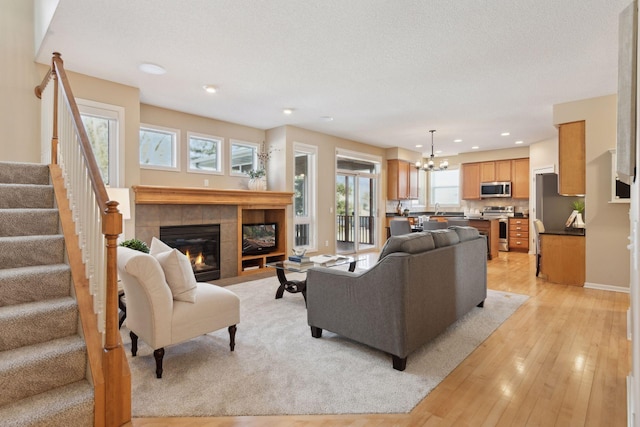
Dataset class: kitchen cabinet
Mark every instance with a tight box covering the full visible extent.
[558,120,586,196]
[511,158,530,199]
[462,163,481,200]
[508,217,529,251]
[480,160,512,182]
[387,159,418,200]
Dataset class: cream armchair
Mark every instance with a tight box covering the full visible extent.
[117,246,240,378]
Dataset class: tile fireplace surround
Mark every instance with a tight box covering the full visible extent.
[132,185,294,279]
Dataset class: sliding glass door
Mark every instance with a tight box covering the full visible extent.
[336,155,378,254]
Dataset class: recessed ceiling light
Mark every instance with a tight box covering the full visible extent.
[501,132,510,136]
[515,140,524,144]
[320,116,334,122]
[415,144,423,148]
[139,63,166,75]
[283,108,294,115]
[203,85,217,94]
[471,146,480,150]
[435,150,442,154]
[454,139,462,143]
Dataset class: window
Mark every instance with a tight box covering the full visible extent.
[78,99,124,186]
[187,132,223,174]
[293,143,317,250]
[429,168,460,207]
[139,124,180,171]
[230,140,259,176]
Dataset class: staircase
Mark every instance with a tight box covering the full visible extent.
[0,161,94,426]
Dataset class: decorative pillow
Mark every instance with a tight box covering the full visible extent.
[150,237,173,256]
[149,237,197,303]
[430,229,461,248]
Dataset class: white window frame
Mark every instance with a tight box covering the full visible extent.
[139,123,180,171]
[293,142,318,252]
[77,99,125,187]
[187,132,224,175]
[428,167,461,209]
[229,139,260,176]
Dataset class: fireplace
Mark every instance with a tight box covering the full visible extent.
[159,224,221,281]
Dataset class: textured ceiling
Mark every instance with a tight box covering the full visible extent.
[36,0,631,157]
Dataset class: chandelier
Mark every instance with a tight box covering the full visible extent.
[415,130,448,171]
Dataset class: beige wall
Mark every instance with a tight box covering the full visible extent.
[270,125,387,255]
[139,104,266,191]
[1,0,42,162]
[553,94,630,289]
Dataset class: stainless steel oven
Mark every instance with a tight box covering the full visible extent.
[482,206,514,252]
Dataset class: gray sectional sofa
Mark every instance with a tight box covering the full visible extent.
[306,226,487,371]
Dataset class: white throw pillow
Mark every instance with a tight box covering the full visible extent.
[150,237,173,256]
[150,237,198,303]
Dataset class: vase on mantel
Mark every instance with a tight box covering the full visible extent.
[248,176,267,191]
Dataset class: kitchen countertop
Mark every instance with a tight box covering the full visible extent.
[540,229,586,236]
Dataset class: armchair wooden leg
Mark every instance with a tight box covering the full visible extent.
[392,355,407,371]
[154,348,165,379]
[130,331,138,357]
[228,325,237,351]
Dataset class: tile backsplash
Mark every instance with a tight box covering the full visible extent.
[386,198,529,215]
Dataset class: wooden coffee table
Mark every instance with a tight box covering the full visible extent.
[266,255,361,306]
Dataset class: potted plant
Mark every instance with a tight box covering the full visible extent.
[571,200,585,228]
[246,142,274,191]
[119,238,150,253]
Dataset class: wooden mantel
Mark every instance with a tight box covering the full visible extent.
[132,185,294,206]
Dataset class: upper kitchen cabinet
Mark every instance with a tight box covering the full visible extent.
[558,120,586,196]
[462,162,481,200]
[480,160,512,182]
[387,159,418,200]
[511,158,530,199]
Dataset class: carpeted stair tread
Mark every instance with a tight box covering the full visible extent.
[0,162,49,185]
[0,335,87,406]
[0,235,65,269]
[0,297,78,351]
[0,379,93,427]
[0,264,71,306]
[0,183,54,209]
[0,209,59,237]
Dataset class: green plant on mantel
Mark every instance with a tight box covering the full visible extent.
[247,169,266,179]
[119,238,149,253]
[571,199,585,214]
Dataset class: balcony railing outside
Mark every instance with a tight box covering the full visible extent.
[336,215,375,245]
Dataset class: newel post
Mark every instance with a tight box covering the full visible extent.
[102,201,129,425]
[51,53,61,165]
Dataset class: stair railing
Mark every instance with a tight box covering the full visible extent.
[35,52,130,427]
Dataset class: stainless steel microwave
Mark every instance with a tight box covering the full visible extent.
[480,181,511,198]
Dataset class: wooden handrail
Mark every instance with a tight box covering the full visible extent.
[36,53,130,426]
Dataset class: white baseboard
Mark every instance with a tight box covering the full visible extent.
[584,282,630,293]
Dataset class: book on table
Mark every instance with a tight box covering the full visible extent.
[309,254,347,266]
[283,259,313,268]
[288,255,311,263]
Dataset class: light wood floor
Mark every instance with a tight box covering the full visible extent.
[129,252,630,426]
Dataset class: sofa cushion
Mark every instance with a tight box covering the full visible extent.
[430,229,461,248]
[379,232,435,260]
[150,237,197,303]
[449,225,480,242]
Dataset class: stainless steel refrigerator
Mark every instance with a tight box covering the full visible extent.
[535,173,583,231]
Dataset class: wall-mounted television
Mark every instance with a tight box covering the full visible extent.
[242,223,277,256]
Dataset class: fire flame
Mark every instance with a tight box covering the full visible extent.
[185,250,204,267]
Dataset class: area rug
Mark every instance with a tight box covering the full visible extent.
[122,274,528,417]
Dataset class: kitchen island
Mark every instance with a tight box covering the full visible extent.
[468,219,499,260]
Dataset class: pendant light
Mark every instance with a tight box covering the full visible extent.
[416,130,448,171]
